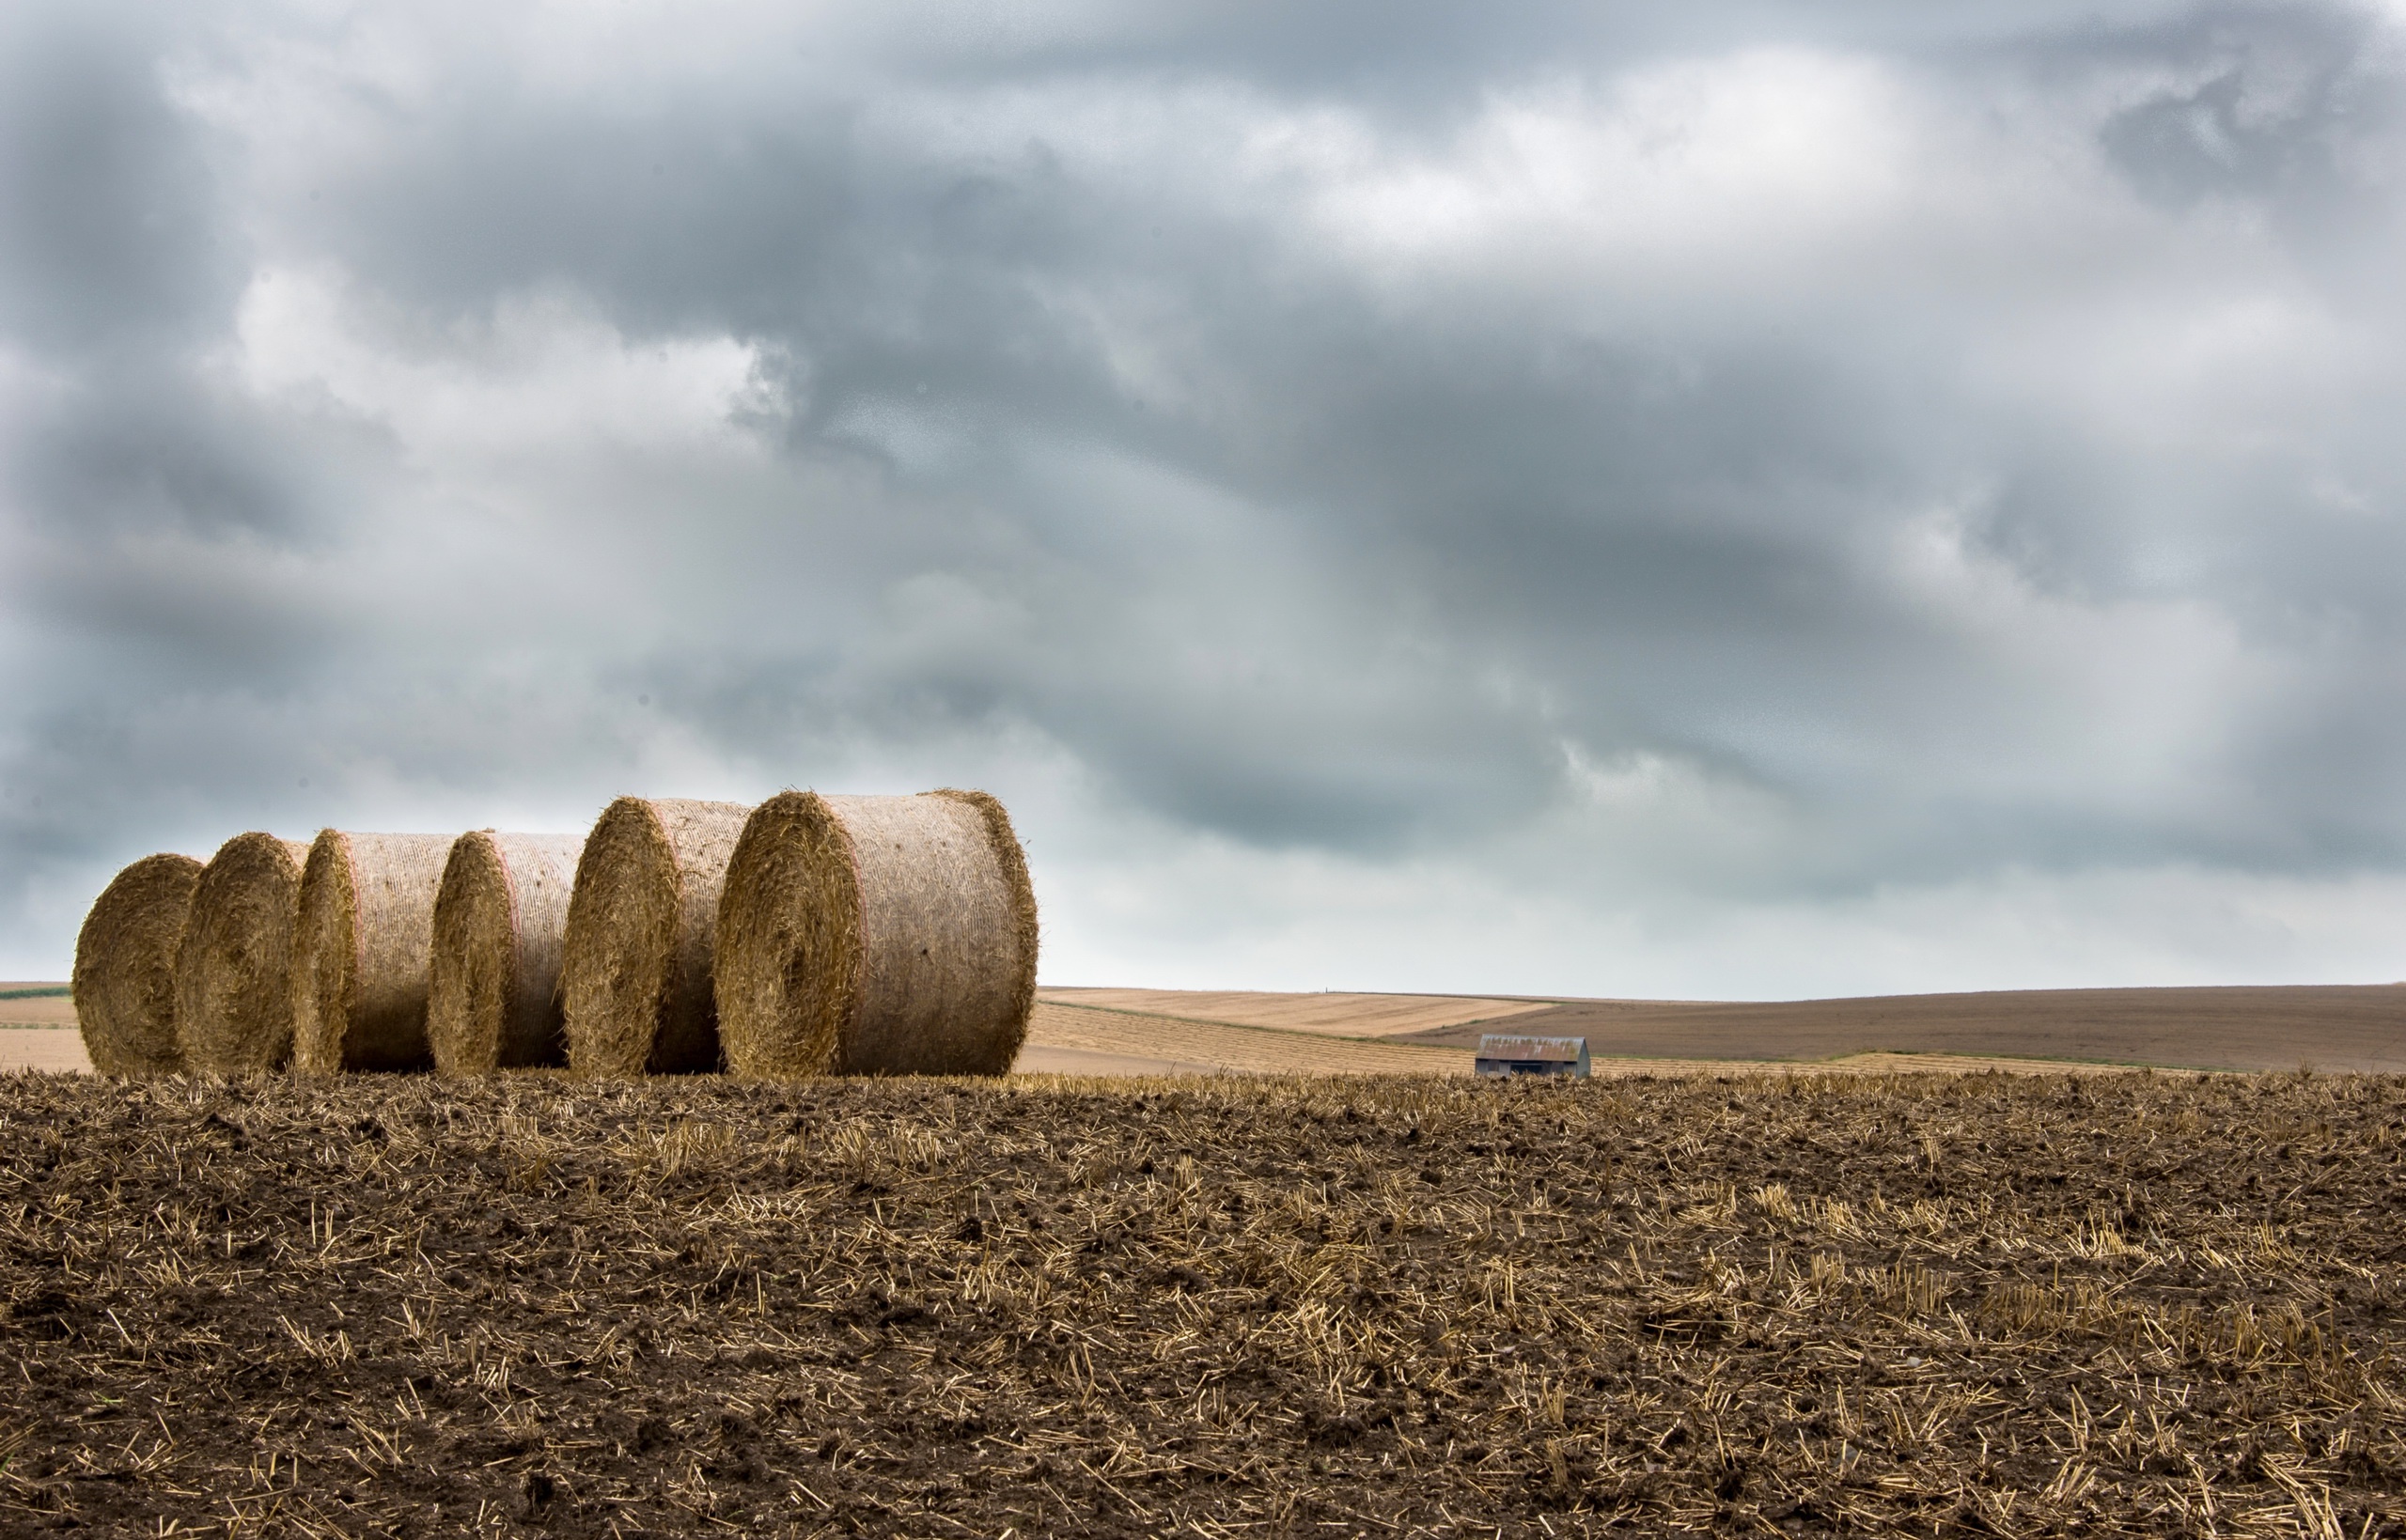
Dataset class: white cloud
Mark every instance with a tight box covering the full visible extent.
[229,267,766,462]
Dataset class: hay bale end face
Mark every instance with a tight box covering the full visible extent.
[291,832,455,1074]
[73,852,204,1077]
[560,797,752,1077]
[175,833,312,1074]
[716,788,1038,1078]
[429,831,583,1074]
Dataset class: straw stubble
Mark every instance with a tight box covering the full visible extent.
[72,853,203,1078]
[715,788,1038,1078]
[290,832,454,1074]
[428,831,583,1074]
[175,833,312,1074]
[560,798,752,1076]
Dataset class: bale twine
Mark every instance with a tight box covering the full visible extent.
[72,852,204,1077]
[428,831,583,1074]
[715,788,1038,1078]
[560,798,752,1076]
[290,832,455,1074]
[175,833,312,1073]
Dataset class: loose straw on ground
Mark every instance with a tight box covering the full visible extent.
[429,831,583,1074]
[175,833,312,1074]
[715,789,1038,1078]
[291,832,454,1074]
[72,852,203,1077]
[561,798,752,1076]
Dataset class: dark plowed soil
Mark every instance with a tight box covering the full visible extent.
[1401,985,2406,1070]
[4,1070,2405,1536]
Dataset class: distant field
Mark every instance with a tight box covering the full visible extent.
[15,983,2406,1076]
[1036,988,1554,1037]
[0,982,75,1029]
[0,1023,2182,1081]
[7,1002,1480,1080]
[1394,984,2406,1072]
[1012,1006,2188,1080]
[1031,984,2406,1074]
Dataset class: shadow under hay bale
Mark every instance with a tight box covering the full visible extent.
[291,832,454,1074]
[429,831,583,1074]
[175,833,312,1074]
[561,797,751,1077]
[716,788,1038,1077]
[73,852,203,1078]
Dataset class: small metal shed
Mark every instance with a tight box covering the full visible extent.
[1474,1034,1591,1079]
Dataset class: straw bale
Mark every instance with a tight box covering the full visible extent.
[71,853,203,1077]
[175,833,312,1073]
[428,831,583,1074]
[290,832,454,1074]
[560,798,752,1076]
[715,788,1038,1077]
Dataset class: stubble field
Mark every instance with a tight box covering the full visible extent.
[4,1069,2403,1537]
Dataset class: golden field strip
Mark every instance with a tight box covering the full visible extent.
[1035,988,1558,1038]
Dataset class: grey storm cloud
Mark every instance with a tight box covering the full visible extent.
[5,0,2405,991]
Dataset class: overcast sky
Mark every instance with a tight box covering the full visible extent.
[5,2,2405,996]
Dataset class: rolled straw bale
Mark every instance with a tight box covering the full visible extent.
[72,852,203,1077]
[428,831,583,1074]
[715,788,1038,1078]
[290,832,455,1074]
[560,797,753,1076]
[175,832,311,1073]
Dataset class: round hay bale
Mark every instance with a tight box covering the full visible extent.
[560,797,753,1076]
[290,831,455,1074]
[715,788,1038,1078]
[175,833,312,1074]
[72,852,204,1077]
[428,831,584,1074]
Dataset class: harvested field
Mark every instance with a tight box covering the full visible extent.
[1039,989,1555,1038]
[1401,986,2406,1072]
[5,1071,2403,1537]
